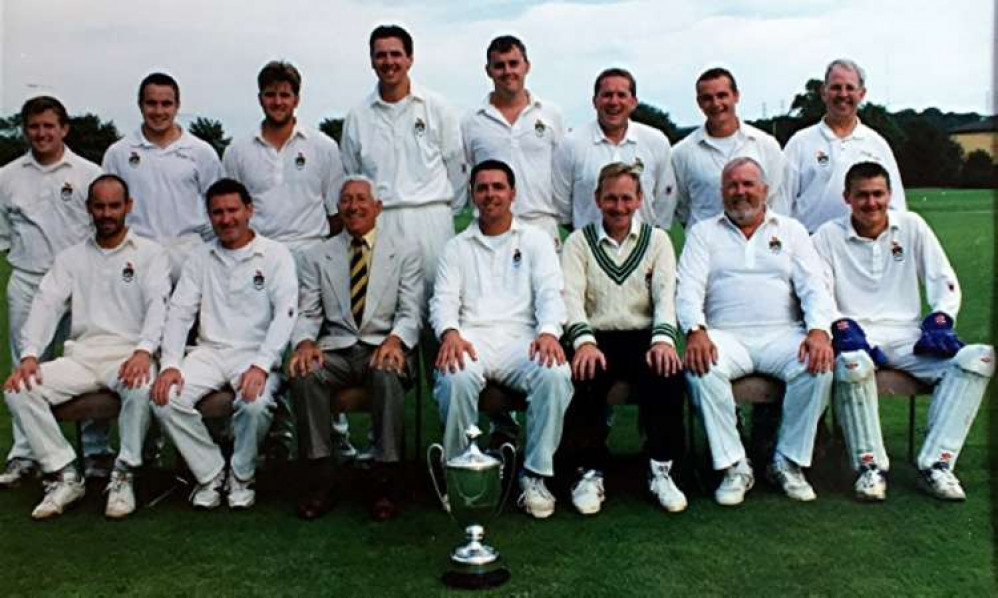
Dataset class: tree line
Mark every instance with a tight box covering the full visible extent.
[1,79,994,189]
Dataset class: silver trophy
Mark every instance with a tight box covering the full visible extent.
[428,425,515,589]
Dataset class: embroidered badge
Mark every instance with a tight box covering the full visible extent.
[128,152,141,167]
[632,157,644,174]
[768,236,782,253]
[940,451,953,463]
[512,248,522,268]
[534,119,546,137]
[253,269,265,290]
[122,261,135,283]
[295,152,306,170]
[414,117,426,136]
[891,241,904,262]
[816,150,829,166]
[60,182,73,201]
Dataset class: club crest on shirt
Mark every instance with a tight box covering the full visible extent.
[512,248,522,268]
[534,119,546,137]
[128,152,141,167]
[891,241,904,262]
[414,117,426,136]
[295,152,306,170]
[768,236,782,254]
[816,150,829,166]
[632,157,644,174]
[121,261,135,283]
[60,182,74,201]
[253,269,265,290]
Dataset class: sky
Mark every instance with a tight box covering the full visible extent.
[0,0,993,136]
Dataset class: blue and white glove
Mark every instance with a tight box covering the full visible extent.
[914,312,964,358]
[831,319,888,366]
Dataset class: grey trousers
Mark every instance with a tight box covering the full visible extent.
[289,343,409,463]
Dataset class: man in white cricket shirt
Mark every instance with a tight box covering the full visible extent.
[152,178,297,510]
[672,67,786,227]
[678,157,835,506]
[4,174,170,519]
[813,161,994,502]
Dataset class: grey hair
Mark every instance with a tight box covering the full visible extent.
[824,58,866,89]
[339,174,378,200]
[721,156,767,186]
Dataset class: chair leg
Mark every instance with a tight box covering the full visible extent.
[414,348,423,462]
[908,395,916,464]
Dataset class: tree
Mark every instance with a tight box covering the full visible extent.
[0,115,25,167]
[631,102,683,144]
[65,113,120,164]
[188,117,230,158]
[961,149,996,188]
[789,78,825,125]
[319,117,344,144]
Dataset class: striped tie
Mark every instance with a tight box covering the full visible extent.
[350,237,368,326]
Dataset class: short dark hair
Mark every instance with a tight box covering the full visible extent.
[21,96,69,127]
[594,67,637,98]
[845,161,891,193]
[470,159,516,189]
[370,25,413,57]
[87,174,130,203]
[205,178,253,210]
[486,35,528,63]
[258,61,301,95]
[138,72,180,105]
[696,67,739,94]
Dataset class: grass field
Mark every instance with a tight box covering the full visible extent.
[0,189,994,597]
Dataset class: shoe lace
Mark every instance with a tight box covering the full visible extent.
[521,477,554,504]
[105,472,130,495]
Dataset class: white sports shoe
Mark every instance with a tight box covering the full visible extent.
[854,465,887,502]
[0,458,37,489]
[105,469,136,519]
[715,460,754,506]
[571,469,605,515]
[31,467,85,520]
[648,460,687,513]
[767,455,817,502]
[226,471,256,509]
[919,463,966,501]
[517,475,555,519]
[189,470,225,510]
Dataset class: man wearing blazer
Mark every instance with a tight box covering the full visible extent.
[288,175,423,521]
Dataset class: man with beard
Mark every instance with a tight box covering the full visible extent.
[678,157,835,506]
[3,174,170,519]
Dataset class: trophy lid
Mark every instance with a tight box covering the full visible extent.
[446,425,501,471]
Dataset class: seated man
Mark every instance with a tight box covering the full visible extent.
[152,178,297,510]
[432,159,573,519]
[288,175,422,521]
[813,161,994,502]
[558,162,686,515]
[678,157,834,506]
[3,174,170,519]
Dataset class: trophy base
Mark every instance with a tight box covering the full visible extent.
[442,565,510,590]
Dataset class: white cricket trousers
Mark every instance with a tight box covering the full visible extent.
[434,327,573,477]
[686,326,832,470]
[3,342,153,473]
[153,348,278,484]
[378,203,454,292]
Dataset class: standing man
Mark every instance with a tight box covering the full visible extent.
[558,162,687,515]
[672,67,787,227]
[461,35,565,246]
[678,157,835,506]
[4,174,170,519]
[288,175,422,521]
[553,67,677,231]
[814,162,994,502]
[341,24,466,290]
[432,159,572,520]
[152,179,297,510]
[0,96,103,487]
[783,59,906,233]
[103,72,223,281]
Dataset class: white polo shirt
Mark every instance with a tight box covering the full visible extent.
[430,218,565,340]
[812,211,960,335]
[461,93,565,220]
[103,128,223,241]
[783,118,906,233]
[552,119,677,230]
[672,121,787,227]
[341,82,465,211]
[160,233,298,373]
[676,210,833,333]
[21,231,171,359]
[223,125,344,244]
[0,148,101,274]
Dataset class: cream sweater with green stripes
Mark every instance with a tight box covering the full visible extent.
[561,221,679,349]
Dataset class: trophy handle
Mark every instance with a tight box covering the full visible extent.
[496,442,517,517]
[426,443,449,512]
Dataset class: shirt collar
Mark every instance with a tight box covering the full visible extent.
[844,212,901,241]
[596,217,641,245]
[350,226,378,249]
[468,216,523,244]
[23,147,75,172]
[369,81,426,107]
[477,90,543,114]
[818,117,867,141]
[694,120,752,146]
[210,231,265,260]
[717,208,780,232]
[253,122,308,146]
[591,119,637,146]
[130,126,195,150]
[87,228,140,252]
